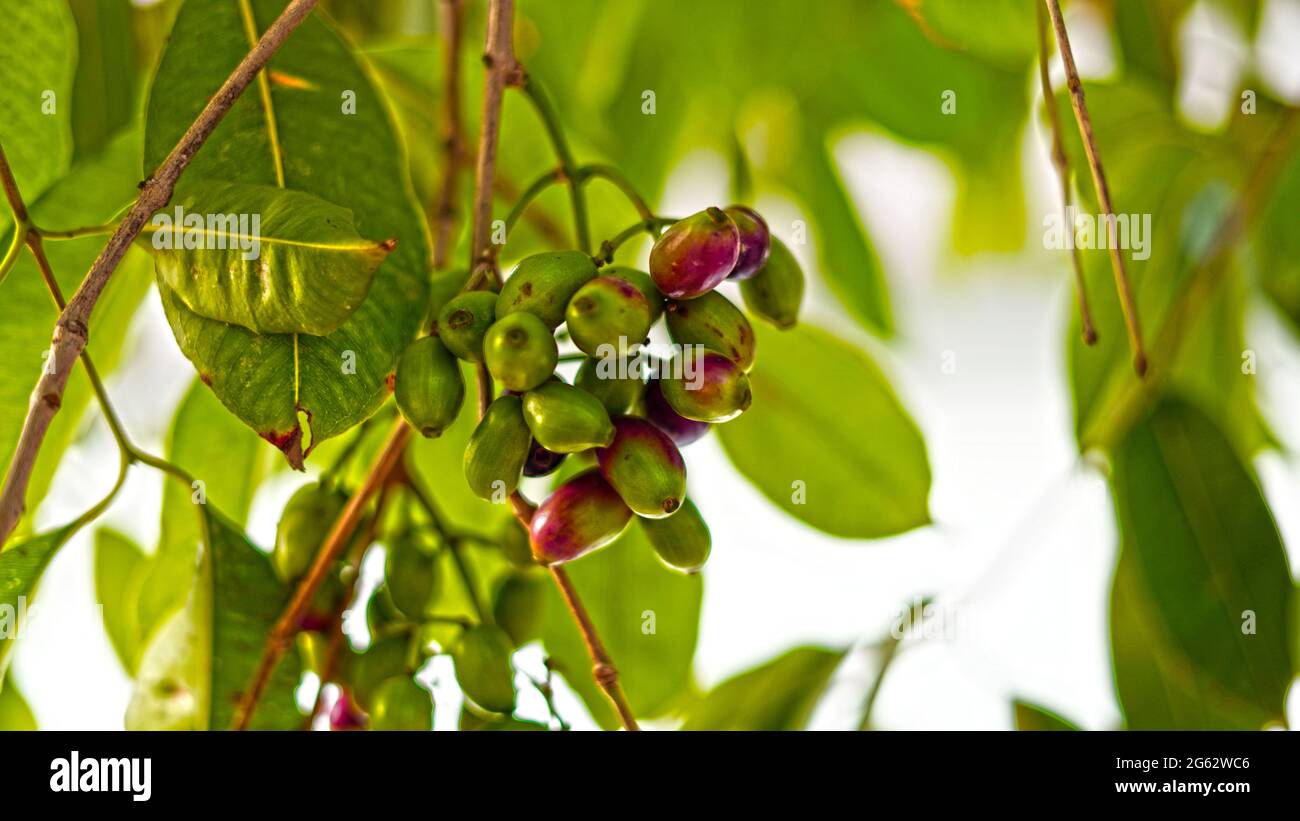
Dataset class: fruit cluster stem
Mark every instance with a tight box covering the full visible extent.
[1042,0,1146,376]
[432,0,466,269]
[0,0,321,545]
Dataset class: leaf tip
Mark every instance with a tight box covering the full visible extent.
[261,427,305,471]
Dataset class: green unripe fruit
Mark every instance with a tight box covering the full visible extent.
[597,417,687,518]
[661,350,752,422]
[575,355,645,416]
[492,571,549,646]
[366,584,406,637]
[385,535,439,621]
[483,312,559,392]
[347,633,409,710]
[522,381,615,453]
[452,625,516,713]
[370,676,433,731]
[496,250,597,328]
[564,275,652,356]
[641,497,712,573]
[395,336,465,438]
[603,265,665,322]
[666,290,756,371]
[436,291,497,362]
[273,482,346,583]
[426,269,468,328]
[464,395,532,500]
[496,518,534,569]
[529,471,633,565]
[740,236,804,330]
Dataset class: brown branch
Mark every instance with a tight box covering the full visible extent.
[233,416,411,730]
[468,0,638,731]
[1043,0,1146,375]
[1035,1,1096,346]
[432,0,466,269]
[0,0,321,544]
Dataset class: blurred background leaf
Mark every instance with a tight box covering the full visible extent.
[94,527,148,676]
[0,678,37,730]
[1013,700,1081,731]
[681,645,844,731]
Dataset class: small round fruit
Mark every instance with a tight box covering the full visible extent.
[640,497,711,573]
[436,291,497,362]
[273,482,346,583]
[426,269,468,329]
[492,571,548,646]
[496,518,534,570]
[483,312,559,392]
[529,470,633,565]
[603,265,665,322]
[649,207,741,299]
[347,634,409,710]
[329,689,368,731]
[395,336,465,438]
[565,275,652,356]
[740,236,804,329]
[660,351,752,422]
[496,250,598,328]
[369,676,433,731]
[575,355,645,416]
[385,534,439,620]
[724,205,770,280]
[597,417,687,518]
[522,381,615,453]
[522,440,567,477]
[665,290,756,371]
[453,625,517,714]
[644,376,711,446]
[464,395,532,499]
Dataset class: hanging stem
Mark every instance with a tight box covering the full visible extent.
[1042,0,1146,375]
[1035,0,1096,346]
[519,76,591,253]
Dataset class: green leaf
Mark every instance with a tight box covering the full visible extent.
[0,525,75,681]
[145,0,431,462]
[0,132,153,535]
[0,0,76,225]
[1257,131,1300,337]
[127,508,302,730]
[1013,701,1080,731]
[68,0,137,159]
[153,180,395,335]
[906,0,1037,70]
[716,324,930,538]
[681,646,844,731]
[542,523,702,729]
[137,380,270,641]
[94,528,148,676]
[0,678,37,730]
[1109,399,1293,729]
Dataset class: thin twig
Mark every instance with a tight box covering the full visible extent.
[432,0,466,269]
[519,77,590,253]
[233,416,411,730]
[548,562,639,731]
[0,0,321,544]
[1043,0,1146,375]
[1035,1,1096,346]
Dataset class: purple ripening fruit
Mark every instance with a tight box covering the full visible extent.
[649,207,741,299]
[522,439,568,477]
[644,376,711,446]
[529,470,633,565]
[724,205,770,280]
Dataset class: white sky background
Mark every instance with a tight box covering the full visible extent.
[12,0,1300,730]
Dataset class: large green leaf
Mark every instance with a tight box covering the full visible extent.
[127,508,302,730]
[145,0,431,464]
[681,646,844,731]
[0,678,37,730]
[1109,399,1293,729]
[137,380,271,641]
[0,0,76,223]
[0,525,75,681]
[716,324,930,538]
[68,0,137,159]
[542,522,702,729]
[1013,701,1080,731]
[0,133,152,538]
[94,528,148,676]
[153,180,394,335]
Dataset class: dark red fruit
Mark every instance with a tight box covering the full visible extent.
[649,207,741,299]
[329,689,368,731]
[522,439,567,477]
[529,471,632,565]
[645,376,710,446]
[724,205,770,280]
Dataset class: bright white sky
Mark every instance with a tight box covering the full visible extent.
[12,0,1300,731]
